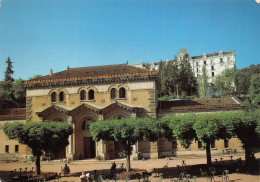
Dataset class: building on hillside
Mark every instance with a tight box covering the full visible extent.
[134,48,236,84]
[1,63,245,160]
[0,108,30,160]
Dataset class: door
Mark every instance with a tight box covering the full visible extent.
[84,137,96,159]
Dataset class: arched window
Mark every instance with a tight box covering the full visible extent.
[119,87,126,98]
[51,92,57,102]
[82,119,93,130]
[80,90,86,100]
[111,88,116,99]
[88,89,94,100]
[59,91,64,102]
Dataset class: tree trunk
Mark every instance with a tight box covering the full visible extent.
[244,147,251,167]
[206,143,212,165]
[126,153,131,172]
[35,155,41,175]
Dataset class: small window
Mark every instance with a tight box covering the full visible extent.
[224,139,229,148]
[172,140,177,150]
[198,141,203,149]
[111,88,116,99]
[80,90,86,100]
[59,91,64,102]
[204,61,206,65]
[5,145,9,153]
[211,66,214,70]
[196,62,198,66]
[119,87,126,98]
[196,68,199,72]
[82,119,92,130]
[220,58,223,63]
[51,92,57,102]
[15,145,19,153]
[212,72,215,77]
[88,89,94,100]
[211,141,216,148]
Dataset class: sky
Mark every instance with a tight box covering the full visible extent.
[0,0,259,80]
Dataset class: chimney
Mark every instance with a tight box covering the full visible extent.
[126,61,128,65]
[50,69,53,76]
[67,66,69,70]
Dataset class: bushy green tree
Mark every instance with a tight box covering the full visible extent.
[12,79,26,108]
[90,118,158,172]
[3,121,73,175]
[215,68,236,96]
[198,65,208,98]
[249,74,260,106]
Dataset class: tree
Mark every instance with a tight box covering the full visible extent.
[160,113,197,161]
[28,74,43,80]
[3,121,73,175]
[214,68,236,96]
[4,57,14,83]
[249,74,260,106]
[178,58,198,96]
[90,118,158,172]
[161,112,234,165]
[225,110,260,166]
[12,79,26,108]
[198,65,208,98]
[193,113,233,165]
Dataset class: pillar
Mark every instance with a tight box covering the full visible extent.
[68,116,74,159]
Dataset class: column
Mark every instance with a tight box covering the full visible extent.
[68,116,73,159]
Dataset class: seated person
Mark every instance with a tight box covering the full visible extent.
[62,164,70,176]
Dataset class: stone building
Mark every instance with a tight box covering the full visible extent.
[23,64,158,160]
[134,48,236,84]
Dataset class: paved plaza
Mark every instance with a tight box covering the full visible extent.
[0,153,259,182]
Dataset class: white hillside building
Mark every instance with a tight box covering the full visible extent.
[134,48,236,84]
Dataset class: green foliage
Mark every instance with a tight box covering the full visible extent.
[12,79,26,108]
[90,117,158,171]
[198,65,208,98]
[159,58,198,98]
[3,121,73,174]
[249,74,260,106]
[4,57,14,83]
[161,113,196,148]
[214,68,236,96]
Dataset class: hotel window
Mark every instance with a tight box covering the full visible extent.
[224,139,229,148]
[59,91,65,102]
[15,145,19,153]
[88,89,94,100]
[211,141,216,149]
[80,90,86,100]
[5,145,9,153]
[51,92,57,102]
[111,88,116,99]
[212,72,215,77]
[119,87,126,98]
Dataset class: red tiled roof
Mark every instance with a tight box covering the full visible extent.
[0,108,26,121]
[24,64,157,84]
[159,97,244,113]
